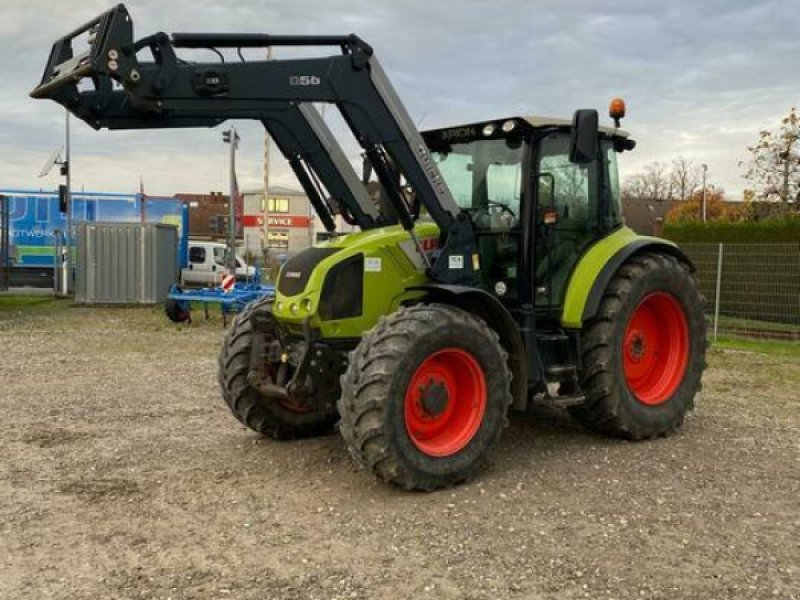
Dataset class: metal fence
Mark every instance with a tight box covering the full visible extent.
[681,243,800,343]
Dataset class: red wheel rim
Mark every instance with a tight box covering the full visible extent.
[623,292,690,405]
[404,348,487,457]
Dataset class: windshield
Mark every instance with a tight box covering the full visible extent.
[432,138,525,230]
[213,246,246,268]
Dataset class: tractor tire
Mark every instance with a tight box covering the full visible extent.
[217,299,337,440]
[570,252,706,440]
[338,304,512,491]
[165,298,190,323]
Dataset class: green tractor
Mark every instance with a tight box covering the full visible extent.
[33,5,705,491]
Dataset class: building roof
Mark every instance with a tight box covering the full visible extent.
[622,197,678,235]
[242,185,305,196]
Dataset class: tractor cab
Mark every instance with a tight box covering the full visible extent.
[423,114,634,317]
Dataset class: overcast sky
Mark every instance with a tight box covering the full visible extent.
[2,0,798,199]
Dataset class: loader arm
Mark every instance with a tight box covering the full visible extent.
[31,3,480,283]
[261,103,382,232]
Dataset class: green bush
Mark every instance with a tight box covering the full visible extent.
[662,217,800,244]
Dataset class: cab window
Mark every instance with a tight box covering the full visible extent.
[603,141,623,226]
[433,137,524,231]
[537,134,598,232]
[534,132,600,307]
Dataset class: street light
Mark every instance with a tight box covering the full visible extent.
[701,163,708,223]
[38,109,72,295]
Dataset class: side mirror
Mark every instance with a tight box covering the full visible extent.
[569,109,599,164]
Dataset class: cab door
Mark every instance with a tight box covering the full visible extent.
[533,132,601,309]
[182,245,207,285]
[184,244,220,286]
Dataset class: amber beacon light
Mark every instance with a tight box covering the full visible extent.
[609,98,626,127]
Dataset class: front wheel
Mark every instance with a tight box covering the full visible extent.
[338,304,512,491]
[218,299,337,440]
[570,252,706,439]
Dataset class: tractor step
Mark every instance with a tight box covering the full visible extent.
[545,364,577,379]
[537,332,569,343]
[550,394,586,408]
[534,392,586,409]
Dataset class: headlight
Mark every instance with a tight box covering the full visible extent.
[290,303,299,315]
[301,298,313,313]
[502,119,517,133]
[482,123,496,136]
[275,301,283,313]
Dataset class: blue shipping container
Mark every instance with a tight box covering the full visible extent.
[0,189,189,270]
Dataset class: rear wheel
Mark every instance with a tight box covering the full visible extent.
[165,297,190,323]
[218,299,337,439]
[570,252,706,439]
[338,304,512,491]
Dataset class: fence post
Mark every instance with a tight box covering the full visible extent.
[0,194,8,292]
[713,242,724,343]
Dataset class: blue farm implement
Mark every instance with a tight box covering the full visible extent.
[165,278,274,325]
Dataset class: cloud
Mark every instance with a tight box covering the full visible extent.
[2,0,798,199]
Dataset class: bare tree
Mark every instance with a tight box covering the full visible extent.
[741,107,800,213]
[670,157,702,201]
[623,161,673,203]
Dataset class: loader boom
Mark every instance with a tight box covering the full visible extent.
[262,103,381,232]
[31,4,479,283]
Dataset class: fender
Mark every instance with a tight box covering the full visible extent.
[561,226,694,329]
[410,283,528,411]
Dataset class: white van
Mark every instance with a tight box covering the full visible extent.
[181,240,256,287]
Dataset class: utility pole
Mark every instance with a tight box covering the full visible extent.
[37,110,72,295]
[701,163,708,223]
[263,46,273,267]
[222,126,240,275]
[65,111,71,239]
[62,109,72,296]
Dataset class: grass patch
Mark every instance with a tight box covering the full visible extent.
[714,335,800,358]
[0,294,65,313]
[716,315,800,334]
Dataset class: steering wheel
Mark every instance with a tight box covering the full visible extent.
[485,200,516,217]
[465,201,517,217]
[466,201,517,230]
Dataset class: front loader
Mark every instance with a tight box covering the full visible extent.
[33,5,706,490]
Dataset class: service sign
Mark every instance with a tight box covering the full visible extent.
[267,215,311,228]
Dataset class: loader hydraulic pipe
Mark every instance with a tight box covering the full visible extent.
[171,33,373,55]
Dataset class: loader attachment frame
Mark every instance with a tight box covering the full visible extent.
[31,3,479,283]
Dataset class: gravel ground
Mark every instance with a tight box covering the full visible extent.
[1,302,798,600]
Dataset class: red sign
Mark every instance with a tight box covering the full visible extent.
[267,215,311,228]
[242,215,264,228]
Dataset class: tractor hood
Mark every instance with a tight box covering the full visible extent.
[272,222,439,338]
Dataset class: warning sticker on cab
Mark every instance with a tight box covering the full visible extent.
[365,257,382,272]
[449,255,464,269]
